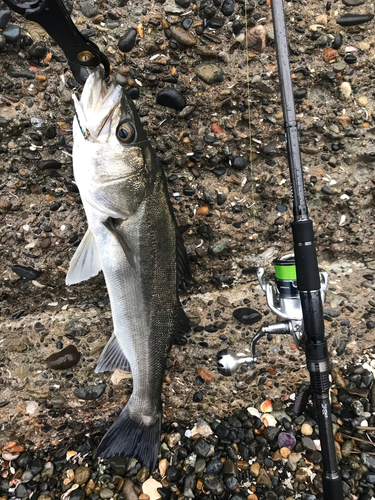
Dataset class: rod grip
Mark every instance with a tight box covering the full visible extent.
[292,220,320,291]
[322,475,344,500]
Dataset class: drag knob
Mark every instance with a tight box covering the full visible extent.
[216,349,254,376]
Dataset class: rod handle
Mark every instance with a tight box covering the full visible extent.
[322,475,344,500]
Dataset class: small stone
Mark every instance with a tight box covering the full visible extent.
[342,0,365,5]
[278,432,296,450]
[193,438,211,457]
[74,382,106,400]
[223,459,237,475]
[246,25,266,52]
[232,156,246,170]
[12,264,41,280]
[142,478,162,500]
[336,13,374,26]
[357,96,368,106]
[0,199,12,210]
[74,466,91,485]
[122,480,139,500]
[170,25,197,46]
[46,345,81,370]
[206,459,223,474]
[324,48,338,62]
[2,25,21,43]
[29,42,47,58]
[250,462,260,478]
[316,14,328,25]
[301,423,313,436]
[195,64,224,84]
[0,9,11,30]
[157,87,186,110]
[79,0,97,17]
[257,468,272,489]
[280,447,291,459]
[0,34,6,52]
[302,437,316,451]
[164,432,181,448]
[159,458,168,477]
[233,308,262,325]
[221,0,235,16]
[332,34,343,50]
[118,29,137,53]
[99,489,114,499]
[339,82,352,100]
[203,474,225,495]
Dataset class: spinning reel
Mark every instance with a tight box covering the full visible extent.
[217,253,328,377]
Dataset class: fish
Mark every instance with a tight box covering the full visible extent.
[66,71,191,470]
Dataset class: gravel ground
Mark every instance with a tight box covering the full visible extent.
[1,0,375,497]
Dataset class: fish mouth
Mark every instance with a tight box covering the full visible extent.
[73,71,122,141]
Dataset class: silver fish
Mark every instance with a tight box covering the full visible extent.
[67,71,191,469]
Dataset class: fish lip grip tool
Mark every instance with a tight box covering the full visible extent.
[3,0,110,84]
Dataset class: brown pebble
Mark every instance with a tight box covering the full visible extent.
[339,115,351,126]
[280,447,291,458]
[45,194,53,201]
[324,48,339,62]
[139,495,150,500]
[197,367,214,382]
[197,206,209,215]
[46,345,81,370]
[0,199,12,211]
[237,460,249,470]
[40,238,51,249]
[246,25,266,52]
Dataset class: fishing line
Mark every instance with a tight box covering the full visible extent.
[243,0,257,254]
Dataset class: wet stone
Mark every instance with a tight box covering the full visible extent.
[193,437,211,457]
[46,345,81,370]
[336,13,374,26]
[221,0,235,15]
[12,265,41,280]
[278,432,296,450]
[195,64,224,84]
[29,42,47,58]
[208,16,224,28]
[70,490,84,500]
[232,156,246,170]
[100,489,114,499]
[233,308,262,325]
[206,458,223,474]
[2,25,21,43]
[79,0,97,17]
[225,476,238,490]
[74,382,106,400]
[157,87,186,110]
[203,474,225,495]
[74,466,91,485]
[15,484,30,498]
[0,9,11,30]
[118,29,137,53]
[170,25,197,46]
[332,34,343,50]
[342,0,365,5]
[223,458,237,475]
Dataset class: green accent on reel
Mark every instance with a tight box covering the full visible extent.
[274,264,297,280]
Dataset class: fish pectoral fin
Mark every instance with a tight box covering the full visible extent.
[172,304,191,345]
[102,217,136,268]
[95,333,131,373]
[66,228,102,285]
[176,227,192,286]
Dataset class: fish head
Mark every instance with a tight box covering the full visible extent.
[73,71,155,215]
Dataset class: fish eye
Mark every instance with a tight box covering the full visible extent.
[117,123,135,144]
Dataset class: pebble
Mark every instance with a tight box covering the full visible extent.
[2,25,21,43]
[46,345,81,369]
[157,88,186,110]
[232,156,246,170]
[340,82,352,100]
[99,488,114,499]
[332,34,343,50]
[301,423,313,436]
[170,25,197,46]
[221,0,235,16]
[118,29,137,53]
[141,477,162,500]
[195,64,224,85]
[246,25,266,52]
[74,466,91,485]
[79,0,97,17]
[74,382,106,400]
[0,34,6,52]
[29,42,47,59]
[357,96,368,106]
[233,308,262,325]
[0,9,11,30]
[336,13,374,26]
[12,265,41,280]
[203,474,225,495]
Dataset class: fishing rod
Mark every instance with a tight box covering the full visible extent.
[217,0,344,498]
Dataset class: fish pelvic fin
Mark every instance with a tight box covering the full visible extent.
[95,333,131,373]
[102,217,136,269]
[176,227,192,286]
[95,399,162,471]
[172,303,191,346]
[66,228,102,285]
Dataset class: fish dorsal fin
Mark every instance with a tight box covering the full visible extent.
[66,228,102,285]
[103,218,136,268]
[176,227,192,285]
[95,333,131,373]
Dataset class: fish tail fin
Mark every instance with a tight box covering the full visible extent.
[95,398,162,471]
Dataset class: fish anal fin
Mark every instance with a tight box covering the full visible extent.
[102,218,136,268]
[95,334,131,373]
[66,228,102,285]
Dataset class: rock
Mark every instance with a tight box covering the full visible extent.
[164,432,181,448]
[0,9,11,30]
[278,432,296,450]
[257,468,272,489]
[221,0,235,16]
[203,474,225,495]
[332,34,343,50]
[2,25,21,43]
[342,0,365,5]
[324,48,338,62]
[193,438,211,457]
[246,25,266,52]
[100,489,114,499]
[74,466,91,485]
[142,477,162,500]
[15,484,30,498]
[301,423,313,436]
[206,459,223,474]
[223,459,237,475]
[340,82,352,100]
[316,14,328,25]
[79,0,97,17]
[159,458,168,477]
[157,88,186,110]
[123,480,139,500]
[29,41,47,58]
[0,199,12,210]
[74,382,106,400]
[191,419,213,437]
[357,96,368,106]
[12,265,41,280]
[233,308,262,325]
[195,64,224,84]
[232,156,246,170]
[0,34,6,52]
[250,462,260,477]
[46,345,81,370]
[302,437,316,451]
[170,25,197,46]
[295,469,310,482]
[118,29,137,52]
[336,13,374,26]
